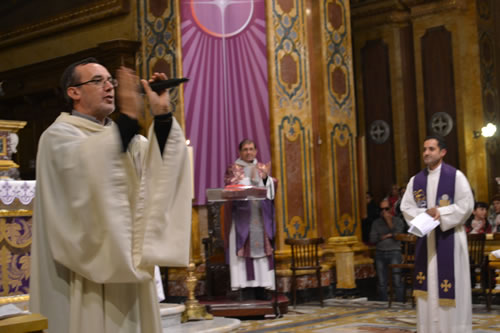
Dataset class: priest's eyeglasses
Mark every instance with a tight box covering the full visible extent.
[72,76,118,88]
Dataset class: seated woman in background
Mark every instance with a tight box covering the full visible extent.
[489,194,500,232]
[465,201,491,234]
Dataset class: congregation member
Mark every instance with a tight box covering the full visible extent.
[30,58,192,333]
[387,183,400,216]
[224,139,275,300]
[465,201,491,234]
[401,134,474,333]
[394,185,407,219]
[369,198,406,302]
[489,194,500,232]
[361,191,379,244]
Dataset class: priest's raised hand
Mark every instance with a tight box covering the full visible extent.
[117,67,172,119]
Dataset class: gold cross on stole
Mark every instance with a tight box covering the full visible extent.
[416,272,426,284]
[440,279,452,292]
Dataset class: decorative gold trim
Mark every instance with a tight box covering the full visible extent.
[0,210,33,217]
[0,160,19,170]
[174,0,186,131]
[0,120,27,133]
[351,0,410,28]
[408,0,466,18]
[0,0,130,48]
[276,266,327,277]
[331,125,357,235]
[439,298,456,307]
[0,294,29,305]
[0,137,7,157]
[413,289,427,298]
[327,235,358,245]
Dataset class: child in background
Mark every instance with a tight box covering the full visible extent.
[465,201,491,234]
[489,194,500,233]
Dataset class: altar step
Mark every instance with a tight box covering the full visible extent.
[199,294,289,318]
[160,303,240,333]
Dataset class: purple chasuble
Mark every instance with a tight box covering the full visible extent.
[412,162,456,304]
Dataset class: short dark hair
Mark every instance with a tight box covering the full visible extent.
[474,201,488,210]
[424,134,447,150]
[379,198,390,208]
[239,139,256,151]
[60,57,100,107]
[492,194,500,203]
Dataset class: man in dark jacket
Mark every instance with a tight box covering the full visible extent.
[370,198,406,302]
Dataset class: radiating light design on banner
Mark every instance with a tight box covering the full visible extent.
[181,0,270,205]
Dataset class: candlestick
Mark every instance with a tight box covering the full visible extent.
[186,141,194,199]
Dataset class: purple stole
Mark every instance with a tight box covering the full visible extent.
[412,162,457,307]
[228,200,275,281]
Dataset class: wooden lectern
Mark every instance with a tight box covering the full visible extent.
[202,186,286,317]
[0,313,47,333]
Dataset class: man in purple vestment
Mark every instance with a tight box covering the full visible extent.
[401,134,473,333]
[224,139,275,300]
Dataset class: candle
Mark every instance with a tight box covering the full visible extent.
[186,140,194,199]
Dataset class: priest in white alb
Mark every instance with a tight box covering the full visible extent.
[401,134,474,333]
[29,58,192,333]
[224,139,276,300]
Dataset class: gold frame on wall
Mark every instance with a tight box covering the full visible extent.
[0,137,6,157]
[0,0,130,48]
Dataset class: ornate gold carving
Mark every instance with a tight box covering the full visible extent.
[284,120,302,142]
[0,215,32,296]
[351,0,410,28]
[336,213,354,236]
[0,0,130,48]
[327,235,357,246]
[407,0,466,18]
[331,66,347,100]
[0,121,27,133]
[328,1,344,30]
[287,216,306,238]
[332,123,350,147]
[279,53,299,90]
[0,160,19,171]
[277,0,295,14]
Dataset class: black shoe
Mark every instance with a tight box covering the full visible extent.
[255,287,272,300]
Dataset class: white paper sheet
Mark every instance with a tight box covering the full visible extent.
[154,265,165,302]
[408,212,440,237]
[0,303,30,320]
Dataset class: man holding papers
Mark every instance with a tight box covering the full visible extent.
[401,135,474,333]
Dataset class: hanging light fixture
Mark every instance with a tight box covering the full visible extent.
[473,123,497,138]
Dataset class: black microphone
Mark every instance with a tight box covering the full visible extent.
[140,78,189,94]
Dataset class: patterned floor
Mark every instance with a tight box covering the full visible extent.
[236,298,500,332]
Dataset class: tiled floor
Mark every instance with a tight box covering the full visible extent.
[236,298,500,332]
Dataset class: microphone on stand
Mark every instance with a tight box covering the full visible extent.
[140,78,189,94]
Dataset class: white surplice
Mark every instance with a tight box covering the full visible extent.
[30,113,192,333]
[401,163,474,333]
